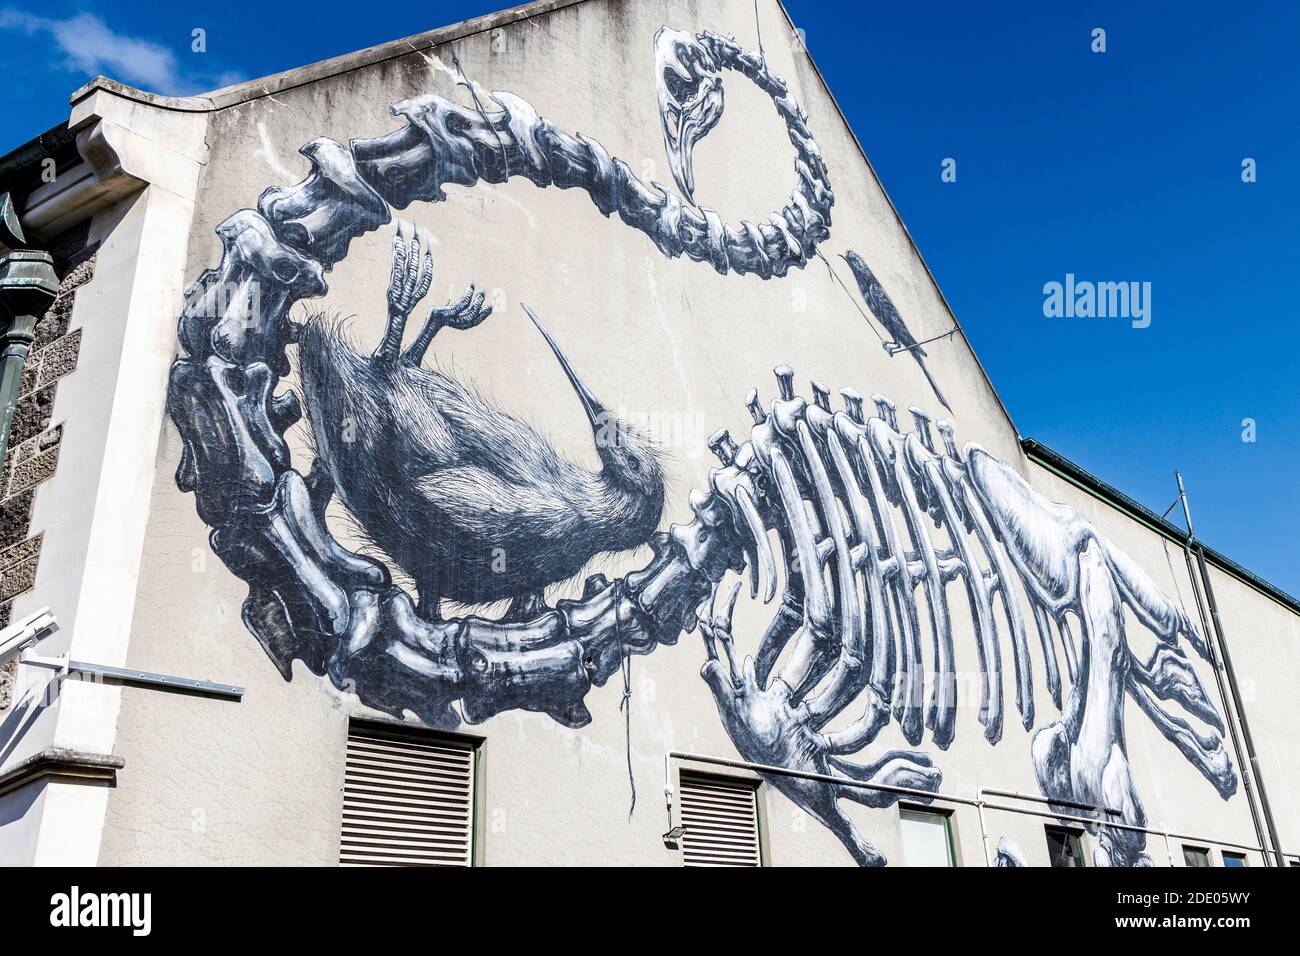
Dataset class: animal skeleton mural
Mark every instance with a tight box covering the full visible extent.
[168,24,1236,866]
[170,24,828,723]
[691,368,1237,866]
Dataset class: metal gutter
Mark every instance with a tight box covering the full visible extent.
[1022,437,1300,617]
[0,123,76,186]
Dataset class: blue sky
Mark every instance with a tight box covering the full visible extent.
[1,0,1296,597]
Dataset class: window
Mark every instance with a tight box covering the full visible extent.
[900,807,955,866]
[678,771,762,867]
[1044,825,1086,867]
[1183,845,1211,867]
[1222,851,1247,867]
[339,720,478,867]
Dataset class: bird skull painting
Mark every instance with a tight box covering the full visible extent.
[168,23,1238,866]
[654,26,726,206]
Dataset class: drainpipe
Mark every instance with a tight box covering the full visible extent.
[1178,522,1268,864]
[0,194,60,466]
[1178,472,1286,867]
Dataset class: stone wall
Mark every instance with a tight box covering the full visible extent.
[0,255,93,633]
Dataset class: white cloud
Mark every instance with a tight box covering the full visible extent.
[0,8,240,94]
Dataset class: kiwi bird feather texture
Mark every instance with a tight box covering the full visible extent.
[296,308,665,619]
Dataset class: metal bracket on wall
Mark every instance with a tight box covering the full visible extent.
[19,653,244,700]
[1,606,243,701]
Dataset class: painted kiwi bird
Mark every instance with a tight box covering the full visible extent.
[297,224,665,620]
[841,250,952,412]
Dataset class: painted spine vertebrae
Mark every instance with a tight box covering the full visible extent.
[167,21,1234,867]
[168,28,826,728]
[695,367,1237,866]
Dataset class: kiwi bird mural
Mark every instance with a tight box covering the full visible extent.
[170,23,833,721]
[168,23,1237,866]
[298,225,665,620]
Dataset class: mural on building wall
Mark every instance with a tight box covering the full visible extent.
[297,226,667,621]
[841,250,951,411]
[994,838,1028,867]
[691,371,1237,865]
[170,22,831,722]
[168,24,1236,866]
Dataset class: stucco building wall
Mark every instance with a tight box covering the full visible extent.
[1200,564,1300,853]
[1,0,1294,867]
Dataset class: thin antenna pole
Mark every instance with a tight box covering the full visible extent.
[1173,478,1270,863]
[1176,470,1195,537]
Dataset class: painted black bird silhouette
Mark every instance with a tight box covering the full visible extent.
[297,225,665,620]
[841,250,951,411]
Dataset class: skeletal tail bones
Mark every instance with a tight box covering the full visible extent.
[693,365,1237,866]
[166,24,1232,866]
[179,27,832,375]
[169,26,830,724]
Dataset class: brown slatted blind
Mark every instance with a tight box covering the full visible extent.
[679,771,762,867]
[340,722,476,867]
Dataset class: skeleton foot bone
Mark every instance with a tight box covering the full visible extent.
[402,283,493,367]
[372,221,493,367]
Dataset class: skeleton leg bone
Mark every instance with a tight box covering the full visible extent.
[829,751,942,810]
[1031,538,1154,866]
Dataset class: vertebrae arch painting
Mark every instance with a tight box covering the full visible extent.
[168,22,1236,866]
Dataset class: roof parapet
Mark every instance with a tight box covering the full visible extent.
[68,0,585,114]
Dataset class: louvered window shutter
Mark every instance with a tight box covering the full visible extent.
[340,722,476,866]
[679,771,762,867]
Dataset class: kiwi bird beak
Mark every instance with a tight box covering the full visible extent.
[522,304,608,431]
